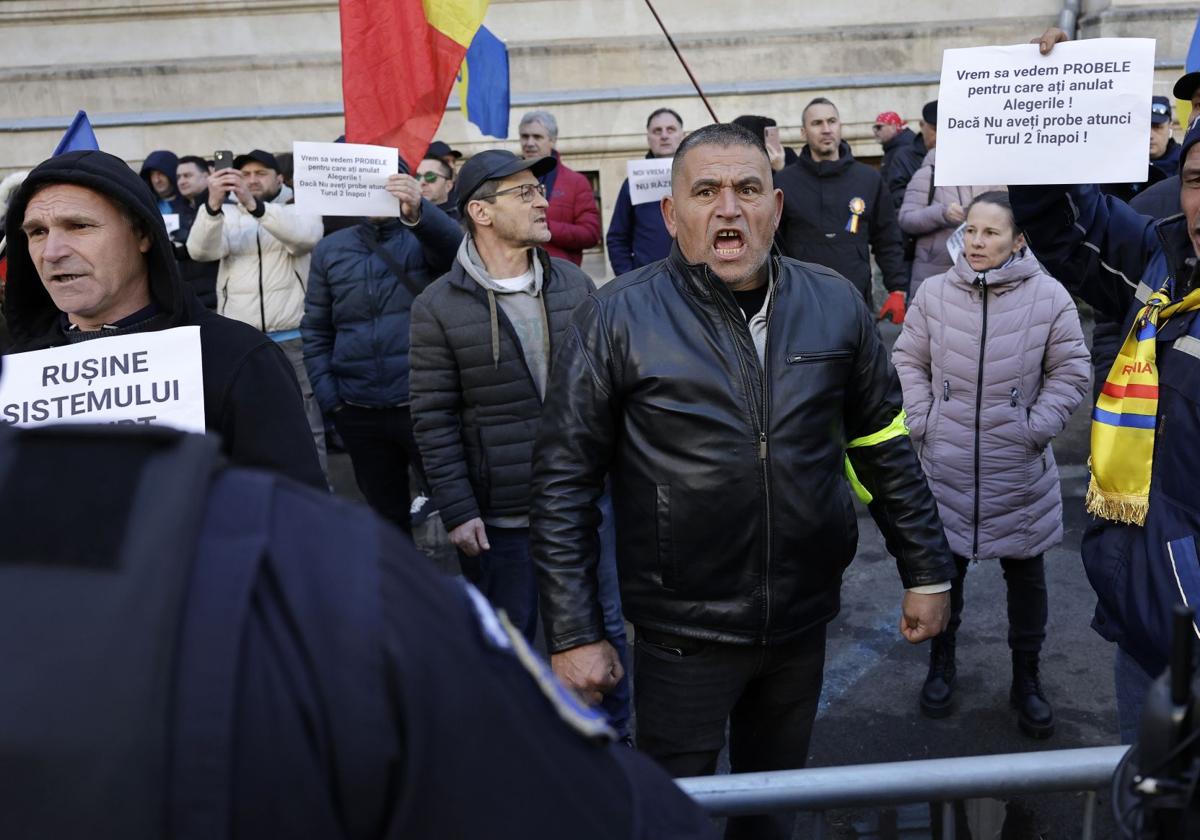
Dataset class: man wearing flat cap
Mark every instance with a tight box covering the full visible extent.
[409,150,596,645]
[187,148,328,474]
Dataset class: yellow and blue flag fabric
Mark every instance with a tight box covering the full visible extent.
[1179,13,1200,129]
[1087,285,1200,524]
[457,25,509,138]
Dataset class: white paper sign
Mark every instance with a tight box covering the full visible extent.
[0,326,206,432]
[162,213,180,234]
[934,38,1155,186]
[292,140,400,217]
[627,158,673,206]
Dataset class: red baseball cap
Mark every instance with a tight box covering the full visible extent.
[873,112,903,128]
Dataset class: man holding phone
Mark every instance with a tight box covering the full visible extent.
[187,149,328,475]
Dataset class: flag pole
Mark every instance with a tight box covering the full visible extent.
[642,0,720,123]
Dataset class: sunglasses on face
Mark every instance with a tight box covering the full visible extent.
[418,171,451,183]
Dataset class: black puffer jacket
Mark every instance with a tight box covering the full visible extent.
[531,247,954,652]
[775,142,907,304]
[409,248,593,531]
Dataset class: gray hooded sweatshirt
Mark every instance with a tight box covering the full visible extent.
[457,236,551,400]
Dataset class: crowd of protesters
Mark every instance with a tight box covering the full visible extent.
[4,23,1200,835]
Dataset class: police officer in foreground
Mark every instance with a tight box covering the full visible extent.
[0,389,715,838]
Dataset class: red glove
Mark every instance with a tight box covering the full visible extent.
[877,290,906,325]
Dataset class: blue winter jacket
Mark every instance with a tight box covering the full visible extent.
[302,201,461,415]
[604,177,673,277]
[1011,181,1200,676]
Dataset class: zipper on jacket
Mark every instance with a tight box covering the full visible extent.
[707,265,773,641]
[972,276,989,562]
[943,380,950,401]
[1009,387,1019,408]
[256,230,266,333]
[787,350,852,364]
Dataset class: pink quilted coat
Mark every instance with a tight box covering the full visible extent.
[892,248,1091,560]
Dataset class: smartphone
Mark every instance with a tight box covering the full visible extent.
[764,126,783,154]
[212,150,234,171]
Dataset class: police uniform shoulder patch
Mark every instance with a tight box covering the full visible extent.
[460,581,617,743]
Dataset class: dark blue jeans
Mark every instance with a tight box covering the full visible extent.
[597,493,631,738]
[458,527,539,644]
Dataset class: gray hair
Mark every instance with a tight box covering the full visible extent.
[519,110,558,140]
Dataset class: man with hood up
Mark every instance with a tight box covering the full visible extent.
[2,149,325,489]
[409,149,595,644]
[139,149,186,217]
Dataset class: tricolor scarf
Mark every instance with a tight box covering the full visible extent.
[1087,285,1200,524]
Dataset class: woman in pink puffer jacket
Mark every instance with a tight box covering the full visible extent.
[892,191,1090,739]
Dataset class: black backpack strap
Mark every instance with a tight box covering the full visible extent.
[169,468,275,840]
[360,226,428,300]
[0,426,221,840]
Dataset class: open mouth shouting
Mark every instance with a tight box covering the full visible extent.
[714,229,746,259]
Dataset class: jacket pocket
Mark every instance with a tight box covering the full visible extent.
[786,349,853,365]
[656,484,678,591]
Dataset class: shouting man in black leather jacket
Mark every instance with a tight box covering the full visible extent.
[530,123,954,840]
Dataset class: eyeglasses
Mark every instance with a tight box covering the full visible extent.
[473,182,547,203]
[418,171,450,183]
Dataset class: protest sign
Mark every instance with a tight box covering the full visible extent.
[0,326,205,433]
[292,140,400,217]
[934,38,1155,186]
[162,213,180,234]
[626,158,673,206]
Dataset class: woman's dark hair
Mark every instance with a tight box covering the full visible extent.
[966,190,1020,235]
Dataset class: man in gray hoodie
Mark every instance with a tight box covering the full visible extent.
[409,150,595,645]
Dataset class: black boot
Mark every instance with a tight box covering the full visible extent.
[920,633,956,718]
[1010,650,1054,739]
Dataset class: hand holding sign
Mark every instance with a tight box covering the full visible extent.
[384,173,423,223]
[934,37,1154,186]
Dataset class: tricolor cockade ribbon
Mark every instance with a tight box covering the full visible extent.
[845,197,865,234]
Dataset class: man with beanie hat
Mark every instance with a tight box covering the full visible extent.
[3,149,325,489]
[1015,26,1200,747]
[186,148,327,476]
[874,110,925,210]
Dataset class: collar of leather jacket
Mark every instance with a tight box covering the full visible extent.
[666,242,779,304]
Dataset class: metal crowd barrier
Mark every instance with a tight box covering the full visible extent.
[677,745,1129,839]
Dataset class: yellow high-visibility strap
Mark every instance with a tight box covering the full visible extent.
[843,410,909,504]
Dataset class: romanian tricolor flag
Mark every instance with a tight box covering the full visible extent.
[457,25,510,138]
[1087,287,1200,524]
[1180,13,1200,129]
[340,0,489,170]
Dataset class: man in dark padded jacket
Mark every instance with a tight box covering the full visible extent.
[531,123,954,840]
[2,150,324,488]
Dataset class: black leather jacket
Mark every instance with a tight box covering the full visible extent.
[531,247,954,652]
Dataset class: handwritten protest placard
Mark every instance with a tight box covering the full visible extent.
[0,326,206,432]
[292,140,399,217]
[627,158,673,206]
[934,38,1155,186]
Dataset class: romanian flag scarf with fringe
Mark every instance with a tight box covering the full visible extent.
[1087,285,1200,525]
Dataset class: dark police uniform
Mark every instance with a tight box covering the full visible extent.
[0,421,716,839]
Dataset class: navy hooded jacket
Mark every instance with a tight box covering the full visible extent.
[301,205,461,415]
[139,149,187,216]
[2,150,325,489]
[1011,152,1200,676]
